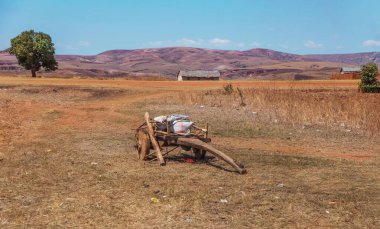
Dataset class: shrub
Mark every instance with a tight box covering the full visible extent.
[360,84,380,93]
[223,83,234,94]
[359,63,380,93]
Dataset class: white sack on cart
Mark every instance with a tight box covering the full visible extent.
[167,114,189,122]
[171,120,193,134]
[154,114,192,133]
[154,115,167,123]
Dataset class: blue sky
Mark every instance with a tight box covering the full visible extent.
[1,0,380,55]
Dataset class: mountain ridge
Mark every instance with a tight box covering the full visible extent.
[1,47,379,79]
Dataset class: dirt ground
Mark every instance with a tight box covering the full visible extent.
[0,77,379,228]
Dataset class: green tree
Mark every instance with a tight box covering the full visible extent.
[8,30,58,77]
[360,62,379,86]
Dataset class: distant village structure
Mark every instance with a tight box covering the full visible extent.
[331,67,361,80]
[177,70,220,81]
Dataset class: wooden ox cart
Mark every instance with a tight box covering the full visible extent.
[134,112,246,174]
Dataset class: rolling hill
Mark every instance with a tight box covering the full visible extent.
[1,47,378,80]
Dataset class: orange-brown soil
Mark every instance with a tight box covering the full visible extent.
[0,77,378,228]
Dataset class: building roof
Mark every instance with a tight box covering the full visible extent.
[341,67,361,72]
[178,70,220,78]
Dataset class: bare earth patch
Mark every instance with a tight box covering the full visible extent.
[0,78,379,228]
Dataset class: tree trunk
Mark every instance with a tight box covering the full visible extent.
[31,70,36,78]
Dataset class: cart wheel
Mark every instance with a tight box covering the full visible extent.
[136,129,150,160]
[191,148,206,160]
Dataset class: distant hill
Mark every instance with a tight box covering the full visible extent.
[1,47,378,80]
[306,52,380,66]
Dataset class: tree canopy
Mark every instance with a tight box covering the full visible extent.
[8,30,58,77]
[359,62,380,93]
[360,62,379,86]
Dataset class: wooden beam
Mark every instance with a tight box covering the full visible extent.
[145,112,165,166]
[205,123,209,139]
[166,118,170,135]
[154,130,193,137]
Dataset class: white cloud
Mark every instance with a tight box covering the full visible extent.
[208,38,231,46]
[362,39,380,47]
[304,40,323,49]
[235,42,246,48]
[175,38,203,46]
[56,43,77,50]
[250,42,261,47]
[79,40,91,47]
[149,40,164,46]
[148,37,235,48]
[57,40,91,52]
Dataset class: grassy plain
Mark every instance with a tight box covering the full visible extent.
[0,76,379,228]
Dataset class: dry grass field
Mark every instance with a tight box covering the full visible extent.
[0,76,379,228]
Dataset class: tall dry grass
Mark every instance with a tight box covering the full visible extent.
[167,87,380,135]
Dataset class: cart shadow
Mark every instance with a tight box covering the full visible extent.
[165,153,237,173]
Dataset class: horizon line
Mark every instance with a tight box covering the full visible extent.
[2,46,379,56]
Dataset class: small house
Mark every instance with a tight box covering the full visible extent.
[177,70,220,81]
[331,67,361,80]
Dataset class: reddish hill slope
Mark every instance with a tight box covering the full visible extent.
[306,52,380,66]
[0,47,372,79]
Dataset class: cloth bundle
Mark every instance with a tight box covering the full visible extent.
[154,114,193,134]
